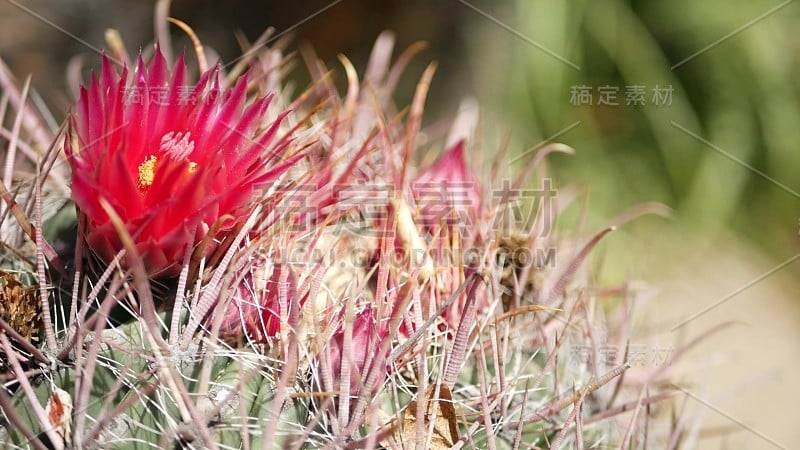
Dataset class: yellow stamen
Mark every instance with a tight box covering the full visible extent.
[138,155,158,190]
[188,161,198,173]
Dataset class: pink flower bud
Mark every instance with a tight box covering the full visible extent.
[324,307,387,396]
[216,260,299,345]
[411,140,482,233]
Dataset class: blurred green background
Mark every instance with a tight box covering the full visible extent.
[465,0,800,264]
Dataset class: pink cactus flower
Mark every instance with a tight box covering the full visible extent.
[409,140,488,331]
[411,140,482,234]
[66,48,298,277]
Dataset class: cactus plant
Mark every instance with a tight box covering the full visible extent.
[0,6,708,450]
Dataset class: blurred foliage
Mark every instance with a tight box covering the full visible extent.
[466,0,800,259]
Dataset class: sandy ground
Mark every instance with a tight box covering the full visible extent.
[613,224,800,449]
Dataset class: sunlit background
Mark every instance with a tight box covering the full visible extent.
[1,0,798,447]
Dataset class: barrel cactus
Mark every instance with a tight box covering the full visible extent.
[0,7,694,450]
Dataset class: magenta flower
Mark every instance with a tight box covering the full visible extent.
[66,48,298,276]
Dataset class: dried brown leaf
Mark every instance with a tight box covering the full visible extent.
[386,384,460,450]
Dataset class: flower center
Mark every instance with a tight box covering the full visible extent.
[136,132,199,192]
